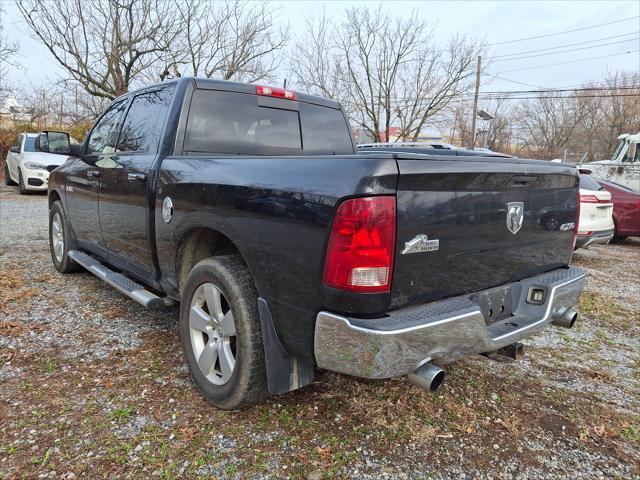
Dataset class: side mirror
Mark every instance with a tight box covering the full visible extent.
[9,146,19,153]
[35,131,79,156]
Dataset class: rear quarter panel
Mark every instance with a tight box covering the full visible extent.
[155,155,398,360]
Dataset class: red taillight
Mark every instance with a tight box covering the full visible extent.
[256,85,296,100]
[323,196,396,293]
[580,194,609,204]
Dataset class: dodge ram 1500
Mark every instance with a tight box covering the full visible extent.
[41,77,585,409]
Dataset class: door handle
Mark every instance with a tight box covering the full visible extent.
[127,173,146,183]
[87,169,101,178]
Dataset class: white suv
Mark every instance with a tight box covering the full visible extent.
[575,174,615,249]
[4,133,72,194]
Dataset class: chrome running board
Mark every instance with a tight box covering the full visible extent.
[68,250,166,308]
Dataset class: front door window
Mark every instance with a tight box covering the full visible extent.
[86,100,128,155]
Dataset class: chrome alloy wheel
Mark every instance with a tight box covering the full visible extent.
[52,212,64,263]
[189,283,237,385]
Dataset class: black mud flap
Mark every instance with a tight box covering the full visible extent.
[257,298,314,395]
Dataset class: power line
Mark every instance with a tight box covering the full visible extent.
[488,16,640,46]
[474,93,640,100]
[492,37,639,62]
[493,31,639,59]
[493,49,640,74]
[548,75,640,90]
[340,92,639,108]
[483,73,546,89]
[481,73,640,91]
[479,85,640,96]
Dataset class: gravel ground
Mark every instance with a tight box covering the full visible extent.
[1,184,639,479]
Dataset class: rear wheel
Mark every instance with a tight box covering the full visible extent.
[180,255,268,410]
[49,201,81,273]
[4,162,16,186]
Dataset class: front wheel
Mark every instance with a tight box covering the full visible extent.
[49,201,81,273]
[180,255,268,409]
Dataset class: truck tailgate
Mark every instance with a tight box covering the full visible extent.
[391,155,579,309]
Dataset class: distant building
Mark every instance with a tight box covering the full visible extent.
[0,96,34,128]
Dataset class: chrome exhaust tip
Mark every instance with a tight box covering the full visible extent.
[407,362,445,393]
[552,307,578,328]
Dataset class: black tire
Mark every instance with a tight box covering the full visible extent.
[612,223,628,241]
[18,168,28,194]
[4,162,17,186]
[180,255,268,410]
[49,201,82,273]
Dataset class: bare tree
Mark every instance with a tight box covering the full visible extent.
[571,90,604,161]
[396,35,484,141]
[289,11,345,100]
[514,94,581,159]
[600,71,640,156]
[447,98,515,151]
[291,6,484,142]
[162,0,288,83]
[0,4,20,95]
[18,0,179,99]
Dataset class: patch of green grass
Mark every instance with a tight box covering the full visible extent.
[2,445,18,455]
[594,329,616,347]
[277,408,294,426]
[620,425,640,442]
[106,441,135,464]
[29,449,52,466]
[579,292,638,330]
[107,406,135,423]
[225,463,238,476]
[43,358,57,374]
[160,463,177,479]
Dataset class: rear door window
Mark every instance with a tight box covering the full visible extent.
[184,90,301,155]
[117,86,175,154]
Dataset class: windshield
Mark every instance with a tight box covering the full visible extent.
[610,139,626,161]
[23,137,36,152]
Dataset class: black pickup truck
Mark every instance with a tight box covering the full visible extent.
[40,77,585,409]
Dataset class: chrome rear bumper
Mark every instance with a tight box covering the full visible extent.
[314,267,586,379]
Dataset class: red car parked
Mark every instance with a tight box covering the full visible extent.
[598,179,640,239]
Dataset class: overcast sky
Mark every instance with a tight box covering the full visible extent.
[4,0,640,94]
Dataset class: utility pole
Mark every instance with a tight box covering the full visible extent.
[470,55,481,149]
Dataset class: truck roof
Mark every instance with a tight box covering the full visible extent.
[115,77,342,110]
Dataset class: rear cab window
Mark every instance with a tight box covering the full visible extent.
[183,89,353,156]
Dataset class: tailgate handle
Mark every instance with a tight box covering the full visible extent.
[509,175,537,187]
